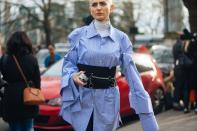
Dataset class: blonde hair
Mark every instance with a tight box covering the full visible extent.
[89,0,113,5]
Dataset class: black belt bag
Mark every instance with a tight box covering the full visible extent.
[77,64,116,89]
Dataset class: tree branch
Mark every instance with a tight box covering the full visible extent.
[32,0,45,11]
[20,5,43,23]
[0,0,43,23]
[2,16,23,26]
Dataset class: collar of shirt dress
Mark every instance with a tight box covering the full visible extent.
[94,20,110,37]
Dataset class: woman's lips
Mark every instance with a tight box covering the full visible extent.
[96,13,103,15]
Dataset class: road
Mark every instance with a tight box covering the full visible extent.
[0,110,197,131]
[118,110,197,131]
[0,118,8,131]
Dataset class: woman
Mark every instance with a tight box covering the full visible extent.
[0,31,40,131]
[60,0,158,131]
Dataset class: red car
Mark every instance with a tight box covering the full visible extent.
[34,53,166,130]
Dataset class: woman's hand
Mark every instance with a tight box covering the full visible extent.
[72,71,87,87]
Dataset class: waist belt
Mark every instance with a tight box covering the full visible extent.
[77,64,116,89]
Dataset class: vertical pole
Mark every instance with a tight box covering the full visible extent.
[164,0,168,33]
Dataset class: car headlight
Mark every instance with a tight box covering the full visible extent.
[47,97,61,106]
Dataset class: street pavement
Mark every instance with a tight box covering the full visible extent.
[118,110,197,131]
[0,110,197,131]
[0,118,8,131]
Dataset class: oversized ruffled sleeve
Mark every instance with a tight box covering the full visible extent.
[120,35,158,131]
[120,35,153,114]
[60,27,85,123]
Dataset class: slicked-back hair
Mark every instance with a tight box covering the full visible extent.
[89,0,113,5]
[6,31,33,56]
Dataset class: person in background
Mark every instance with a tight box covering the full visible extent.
[44,44,61,68]
[186,31,197,114]
[173,29,194,113]
[0,31,40,131]
[60,0,158,131]
[172,36,184,110]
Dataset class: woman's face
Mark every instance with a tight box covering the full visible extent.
[89,0,114,22]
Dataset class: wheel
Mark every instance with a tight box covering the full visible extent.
[152,88,165,113]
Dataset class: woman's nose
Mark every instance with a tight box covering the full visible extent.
[96,4,102,10]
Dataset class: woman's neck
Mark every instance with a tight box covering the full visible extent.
[94,20,111,37]
[94,20,110,31]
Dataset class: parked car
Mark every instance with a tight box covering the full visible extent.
[150,45,174,109]
[34,53,166,130]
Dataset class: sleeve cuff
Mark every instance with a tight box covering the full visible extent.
[139,113,159,131]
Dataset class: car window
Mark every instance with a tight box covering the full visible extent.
[42,59,63,77]
[36,50,48,67]
[151,46,173,64]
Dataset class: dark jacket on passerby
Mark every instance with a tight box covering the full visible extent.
[0,54,40,122]
[173,39,183,64]
[187,40,197,89]
[172,39,185,104]
[173,39,185,83]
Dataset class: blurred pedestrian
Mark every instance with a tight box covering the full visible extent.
[0,31,40,131]
[186,32,197,113]
[44,44,61,68]
[172,36,184,110]
[181,39,191,113]
[60,0,158,131]
[173,29,194,113]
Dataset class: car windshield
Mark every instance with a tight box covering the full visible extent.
[43,59,63,77]
[36,49,48,67]
[151,46,173,64]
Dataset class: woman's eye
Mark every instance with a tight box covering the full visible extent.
[100,2,107,6]
[91,3,98,7]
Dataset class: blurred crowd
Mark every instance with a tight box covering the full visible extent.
[135,28,197,114]
[172,29,197,113]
